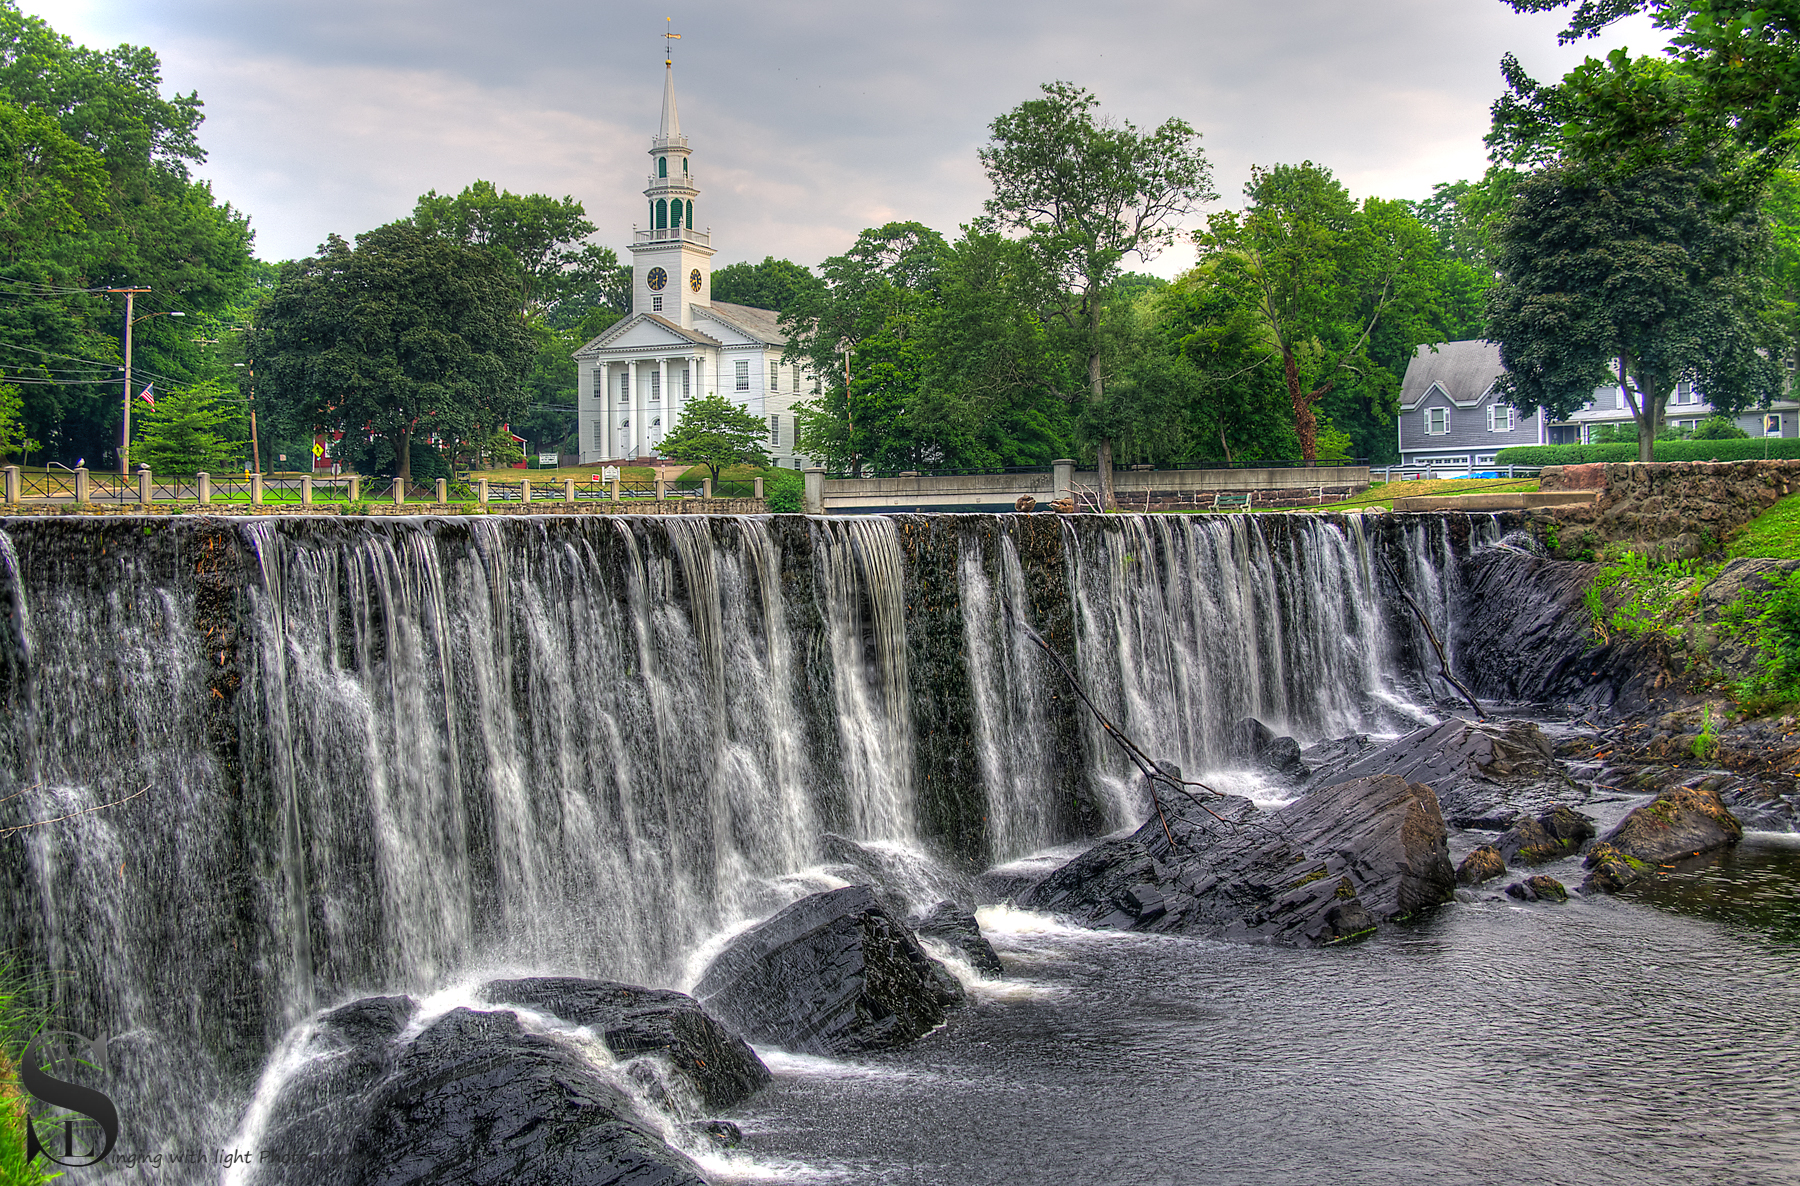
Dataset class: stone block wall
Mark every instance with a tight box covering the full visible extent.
[1528,459,1800,559]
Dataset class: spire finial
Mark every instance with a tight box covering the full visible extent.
[664,18,680,67]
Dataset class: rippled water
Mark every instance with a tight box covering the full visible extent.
[722,842,1800,1186]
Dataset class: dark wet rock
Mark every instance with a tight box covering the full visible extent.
[1018,774,1455,948]
[1496,804,1597,865]
[972,866,1043,904]
[1601,783,1744,866]
[1715,774,1800,832]
[1580,842,1652,894]
[1228,717,1305,777]
[912,901,1004,977]
[479,977,769,1109]
[317,994,415,1046]
[1302,717,1580,828]
[1298,733,1380,776]
[693,1119,742,1148]
[693,885,959,1055]
[1503,874,1568,903]
[255,1006,705,1186]
[1456,845,1506,885]
[818,832,974,918]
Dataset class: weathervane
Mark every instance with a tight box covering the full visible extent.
[665,18,680,65]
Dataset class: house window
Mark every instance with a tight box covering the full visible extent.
[1425,407,1449,435]
[771,362,779,391]
[652,295,663,312]
[593,421,603,449]
[1767,413,1782,437]
[1487,403,1515,432]
[650,372,661,402]
[735,360,749,391]
[769,415,780,446]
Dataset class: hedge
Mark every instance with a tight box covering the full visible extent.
[1495,439,1800,465]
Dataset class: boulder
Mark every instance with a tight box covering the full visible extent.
[253,1005,706,1186]
[817,832,974,919]
[1495,804,1597,865]
[1580,842,1652,894]
[1601,783,1744,866]
[693,885,961,1056]
[479,977,769,1109]
[1018,774,1456,948]
[1301,717,1580,828]
[1456,845,1506,886]
[1503,875,1568,903]
[1227,717,1305,777]
[912,901,1004,977]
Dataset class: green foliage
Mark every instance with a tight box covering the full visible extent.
[658,393,771,482]
[1497,437,1800,464]
[0,384,38,461]
[410,179,617,317]
[1487,160,1785,461]
[1732,569,1800,711]
[1587,551,1716,642]
[256,224,535,482]
[1728,491,1800,559]
[710,257,821,314]
[762,466,803,513]
[1694,415,1751,439]
[131,378,244,474]
[0,1,255,468]
[1691,703,1719,760]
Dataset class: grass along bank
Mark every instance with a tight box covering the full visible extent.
[1314,477,1540,512]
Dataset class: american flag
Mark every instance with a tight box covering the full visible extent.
[138,384,154,409]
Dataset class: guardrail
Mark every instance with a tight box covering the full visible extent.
[1375,464,1542,482]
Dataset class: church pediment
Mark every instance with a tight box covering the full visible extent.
[574,313,719,358]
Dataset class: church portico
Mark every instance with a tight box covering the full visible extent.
[572,38,814,470]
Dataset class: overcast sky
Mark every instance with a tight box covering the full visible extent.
[28,0,1666,276]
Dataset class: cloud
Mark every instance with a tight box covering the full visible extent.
[24,0,1669,272]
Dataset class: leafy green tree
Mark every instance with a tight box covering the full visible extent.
[0,382,38,460]
[130,378,244,473]
[658,393,771,482]
[711,256,821,313]
[979,82,1215,507]
[1486,161,1785,462]
[411,180,618,316]
[256,224,535,484]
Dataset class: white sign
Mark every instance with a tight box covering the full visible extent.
[601,466,620,482]
[538,452,559,466]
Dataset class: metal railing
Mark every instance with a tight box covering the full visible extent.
[1375,464,1542,482]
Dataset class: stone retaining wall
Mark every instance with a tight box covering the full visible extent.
[1526,459,1800,559]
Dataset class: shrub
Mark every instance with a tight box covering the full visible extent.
[763,467,804,513]
[1497,437,1800,466]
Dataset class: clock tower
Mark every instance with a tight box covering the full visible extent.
[630,42,714,326]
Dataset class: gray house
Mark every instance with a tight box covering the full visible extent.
[1397,340,1800,470]
[1396,341,1543,470]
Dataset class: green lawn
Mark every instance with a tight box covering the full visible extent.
[1314,477,1541,512]
[1729,491,1800,559]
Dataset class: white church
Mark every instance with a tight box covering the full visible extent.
[574,54,814,469]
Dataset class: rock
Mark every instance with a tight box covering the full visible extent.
[317,994,415,1046]
[1456,845,1506,885]
[692,1119,742,1148]
[1014,494,1036,513]
[693,885,959,1055]
[1495,804,1597,865]
[1601,783,1744,866]
[479,977,770,1109]
[1302,717,1580,828]
[1018,774,1456,948]
[912,901,1004,977]
[1228,717,1305,777]
[817,832,974,919]
[254,1006,706,1186]
[1580,842,1652,894]
[1503,875,1568,903]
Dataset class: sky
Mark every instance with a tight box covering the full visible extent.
[25,0,1669,277]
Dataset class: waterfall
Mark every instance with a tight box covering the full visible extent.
[0,510,1479,1166]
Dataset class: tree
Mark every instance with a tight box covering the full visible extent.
[1195,163,1443,462]
[1486,161,1786,462]
[410,180,618,317]
[979,82,1215,508]
[658,393,770,482]
[0,382,38,460]
[711,256,822,313]
[256,224,535,484]
[130,378,244,473]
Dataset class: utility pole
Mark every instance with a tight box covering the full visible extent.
[236,361,260,473]
[104,288,151,475]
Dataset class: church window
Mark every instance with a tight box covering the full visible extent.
[649,202,654,226]
[594,421,603,449]
[655,199,667,229]
[735,360,750,391]
[769,415,780,446]
[659,156,668,178]
[651,372,661,402]
[620,371,630,401]
[682,157,688,174]
[686,200,694,227]
[771,361,779,391]
[653,295,663,312]
[671,202,683,229]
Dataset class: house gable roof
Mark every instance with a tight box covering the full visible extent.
[1399,340,1507,410]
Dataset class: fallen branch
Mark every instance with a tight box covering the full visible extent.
[1376,552,1486,720]
[0,786,153,839]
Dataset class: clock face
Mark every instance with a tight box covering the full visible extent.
[646,267,668,292]
[689,268,702,293]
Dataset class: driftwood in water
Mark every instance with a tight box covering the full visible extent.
[1377,552,1486,720]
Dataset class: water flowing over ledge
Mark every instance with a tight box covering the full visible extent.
[0,511,1476,1153]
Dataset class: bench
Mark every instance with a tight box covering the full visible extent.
[1211,492,1250,511]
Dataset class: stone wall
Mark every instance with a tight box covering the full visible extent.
[1526,459,1800,559]
[0,498,767,518]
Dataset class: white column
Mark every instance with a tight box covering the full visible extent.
[633,360,647,460]
[657,357,669,456]
[598,362,611,460]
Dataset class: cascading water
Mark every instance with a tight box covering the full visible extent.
[0,510,1479,1175]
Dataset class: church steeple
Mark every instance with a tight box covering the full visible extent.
[630,24,712,325]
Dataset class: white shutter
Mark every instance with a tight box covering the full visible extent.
[1487,405,1496,432]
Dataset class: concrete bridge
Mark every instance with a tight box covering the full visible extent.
[801,460,1372,514]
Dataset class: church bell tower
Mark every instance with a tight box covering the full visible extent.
[630,28,714,326]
